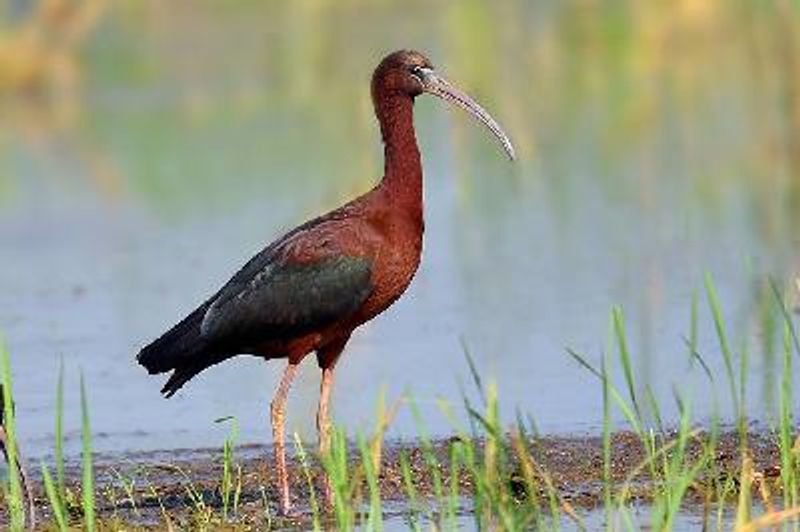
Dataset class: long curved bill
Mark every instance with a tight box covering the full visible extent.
[420,68,516,161]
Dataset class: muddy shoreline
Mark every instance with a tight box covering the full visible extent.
[9,429,782,528]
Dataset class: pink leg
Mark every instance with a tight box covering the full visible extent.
[270,362,299,515]
[316,337,348,508]
[317,366,336,508]
[317,366,335,456]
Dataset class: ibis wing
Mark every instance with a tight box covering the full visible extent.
[200,253,373,345]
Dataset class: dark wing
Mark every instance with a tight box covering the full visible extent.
[200,252,373,347]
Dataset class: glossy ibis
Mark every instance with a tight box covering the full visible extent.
[137,49,515,514]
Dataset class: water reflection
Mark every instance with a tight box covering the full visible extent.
[1,0,799,456]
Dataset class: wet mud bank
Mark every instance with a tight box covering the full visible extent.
[15,430,784,528]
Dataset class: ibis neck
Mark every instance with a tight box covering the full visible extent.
[375,93,423,215]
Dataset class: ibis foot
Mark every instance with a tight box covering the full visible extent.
[321,478,334,513]
[275,502,300,519]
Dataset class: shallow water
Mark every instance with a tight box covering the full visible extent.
[1,2,799,457]
[382,508,719,532]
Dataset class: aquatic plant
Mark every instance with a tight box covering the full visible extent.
[0,341,26,530]
[40,361,67,531]
[80,373,95,531]
[216,416,242,521]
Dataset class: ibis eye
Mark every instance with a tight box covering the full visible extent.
[410,65,425,80]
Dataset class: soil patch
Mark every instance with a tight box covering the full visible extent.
[12,430,782,529]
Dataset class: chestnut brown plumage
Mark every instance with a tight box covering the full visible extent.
[136,49,515,514]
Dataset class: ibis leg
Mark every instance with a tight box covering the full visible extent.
[316,337,348,508]
[270,362,299,515]
[317,366,336,508]
[317,367,335,455]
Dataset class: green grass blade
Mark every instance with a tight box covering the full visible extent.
[0,340,24,530]
[770,277,800,357]
[217,416,239,521]
[408,397,445,515]
[737,338,749,444]
[566,348,603,379]
[690,290,698,358]
[601,353,612,532]
[461,337,486,406]
[41,463,68,531]
[293,434,321,532]
[704,273,739,420]
[447,440,462,530]
[612,307,640,420]
[56,358,65,501]
[399,451,422,532]
[643,385,664,434]
[80,373,96,531]
[357,432,382,531]
[682,336,714,384]
[779,322,797,513]
[568,347,642,434]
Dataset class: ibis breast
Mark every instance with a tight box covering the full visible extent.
[353,210,424,323]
